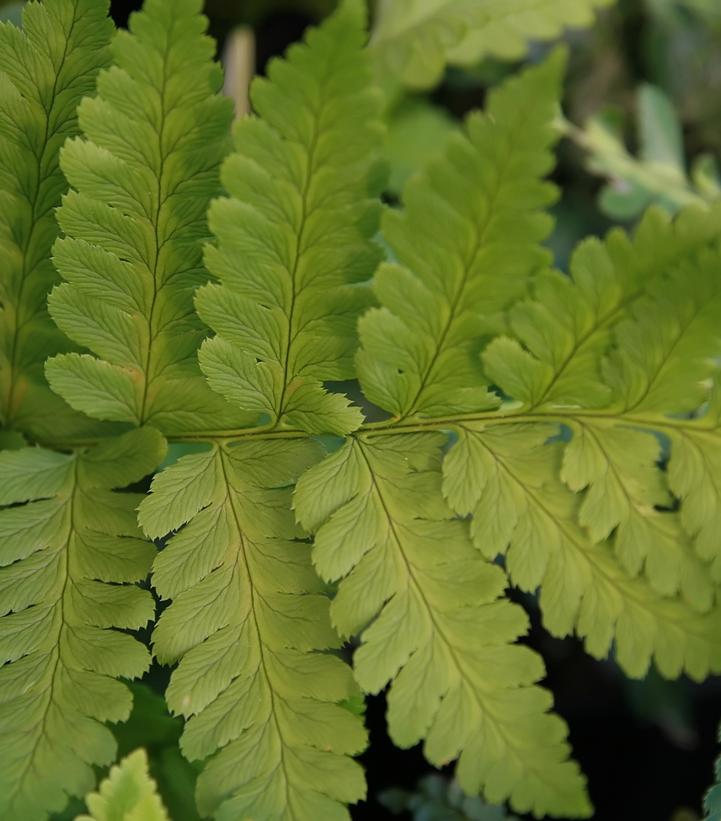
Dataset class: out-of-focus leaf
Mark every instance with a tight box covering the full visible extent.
[705,729,721,821]
[114,684,182,757]
[370,0,613,90]
[0,1,23,23]
[566,83,720,219]
[156,747,201,821]
[384,98,457,194]
[112,683,201,821]
[380,774,519,820]
[648,0,721,24]
[75,750,169,821]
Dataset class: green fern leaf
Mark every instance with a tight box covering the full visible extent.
[356,53,563,419]
[0,428,165,820]
[138,439,366,820]
[480,230,721,606]
[441,422,721,679]
[486,204,721,412]
[294,432,591,818]
[0,0,113,439]
[350,40,721,690]
[196,0,384,436]
[75,748,169,821]
[371,0,612,89]
[44,0,251,435]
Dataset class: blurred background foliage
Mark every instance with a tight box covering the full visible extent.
[2,0,721,818]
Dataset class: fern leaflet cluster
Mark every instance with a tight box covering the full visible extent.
[295,433,590,817]
[197,1,384,436]
[140,440,366,819]
[1,0,720,818]
[46,0,248,434]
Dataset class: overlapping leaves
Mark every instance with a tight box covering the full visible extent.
[475,213,721,665]
[135,4,381,817]
[443,422,721,679]
[2,0,721,819]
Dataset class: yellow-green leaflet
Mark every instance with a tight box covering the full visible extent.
[139,439,366,820]
[667,378,721,583]
[197,0,385,436]
[75,749,169,821]
[0,0,113,440]
[45,0,251,435]
[294,433,591,818]
[442,423,721,678]
[478,218,721,618]
[0,428,165,821]
[357,53,563,418]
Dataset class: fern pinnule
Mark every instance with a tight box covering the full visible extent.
[197,0,385,436]
[45,0,251,435]
[357,52,564,419]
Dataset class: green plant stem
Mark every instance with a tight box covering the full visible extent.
[32,405,715,452]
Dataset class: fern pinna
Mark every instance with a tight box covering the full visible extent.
[0,0,719,818]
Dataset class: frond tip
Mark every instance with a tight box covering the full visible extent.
[45,0,250,434]
[198,0,385,436]
[76,748,169,821]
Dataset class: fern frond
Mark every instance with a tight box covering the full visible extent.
[138,439,366,820]
[197,0,384,436]
[294,433,591,819]
[348,41,721,695]
[0,0,112,439]
[371,0,612,89]
[0,428,164,820]
[564,84,718,220]
[44,0,250,434]
[356,53,563,419]
[76,748,169,821]
[442,423,721,679]
[488,204,721,411]
[481,238,721,605]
